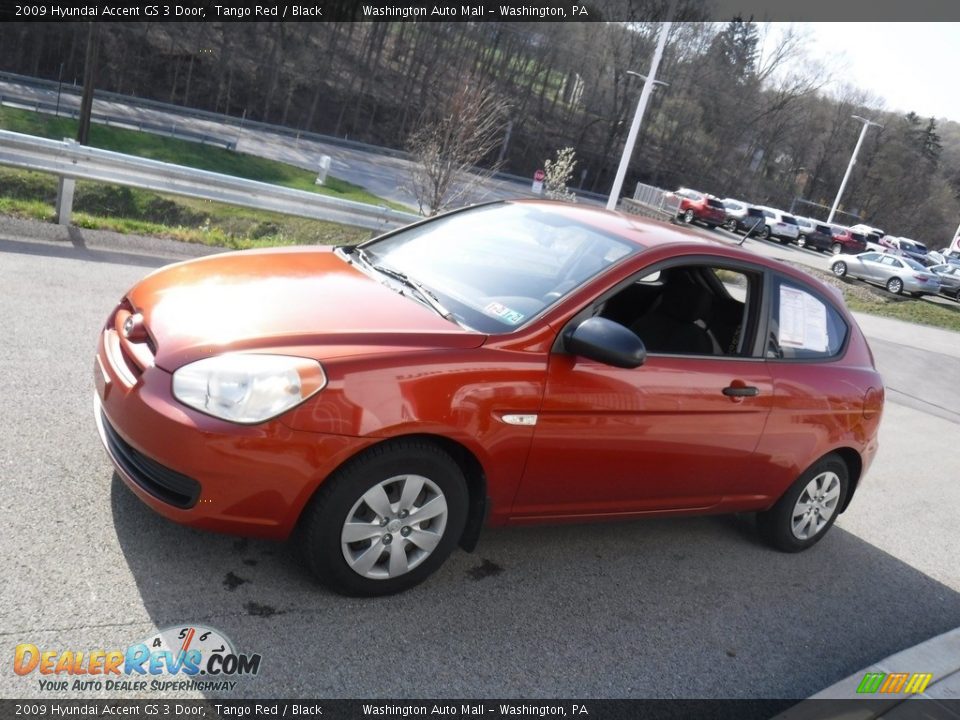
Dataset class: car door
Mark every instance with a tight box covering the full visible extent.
[853,252,883,281]
[511,261,774,520]
[878,255,905,282]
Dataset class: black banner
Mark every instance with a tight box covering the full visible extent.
[4,699,960,720]
[3,0,960,22]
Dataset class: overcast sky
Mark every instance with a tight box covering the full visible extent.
[790,23,960,123]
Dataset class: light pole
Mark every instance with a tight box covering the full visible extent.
[827,115,883,224]
[605,0,677,211]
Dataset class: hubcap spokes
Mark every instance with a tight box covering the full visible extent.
[790,471,841,540]
[341,474,448,580]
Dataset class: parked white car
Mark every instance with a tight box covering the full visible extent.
[756,207,801,244]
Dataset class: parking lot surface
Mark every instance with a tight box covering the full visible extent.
[2,223,959,700]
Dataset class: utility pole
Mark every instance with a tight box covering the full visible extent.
[77,22,100,145]
[606,0,677,211]
[827,115,882,224]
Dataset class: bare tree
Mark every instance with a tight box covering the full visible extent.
[406,78,509,215]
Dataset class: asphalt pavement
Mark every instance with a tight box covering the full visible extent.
[1,218,959,702]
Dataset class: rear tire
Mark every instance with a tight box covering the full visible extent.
[886,277,904,295]
[757,454,849,553]
[797,235,807,248]
[831,243,843,255]
[724,219,738,233]
[297,441,468,596]
[760,226,771,240]
[683,209,695,224]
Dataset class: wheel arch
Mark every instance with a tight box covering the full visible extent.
[297,432,489,552]
[829,447,863,513]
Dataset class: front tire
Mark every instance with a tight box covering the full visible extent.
[724,219,738,233]
[832,261,847,278]
[757,454,849,552]
[831,243,843,255]
[298,441,468,596]
[797,235,807,248]
[760,226,771,240]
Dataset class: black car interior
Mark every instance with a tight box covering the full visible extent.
[598,266,756,356]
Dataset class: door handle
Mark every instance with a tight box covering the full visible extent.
[723,385,759,397]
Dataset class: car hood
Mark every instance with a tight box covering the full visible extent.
[126,247,485,370]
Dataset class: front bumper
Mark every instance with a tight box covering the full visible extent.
[94,330,368,540]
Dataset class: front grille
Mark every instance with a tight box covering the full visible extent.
[100,411,201,509]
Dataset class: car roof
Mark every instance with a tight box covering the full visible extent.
[504,199,716,250]
[499,200,846,307]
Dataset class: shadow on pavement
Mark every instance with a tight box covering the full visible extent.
[0,235,177,269]
[110,474,960,699]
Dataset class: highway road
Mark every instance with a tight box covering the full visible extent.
[1,217,959,702]
[0,78,561,212]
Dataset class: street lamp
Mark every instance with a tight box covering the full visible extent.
[606,0,677,211]
[827,115,883,224]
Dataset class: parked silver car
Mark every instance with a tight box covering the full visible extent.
[832,251,943,297]
[931,264,960,301]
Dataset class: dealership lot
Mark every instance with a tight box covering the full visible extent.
[2,223,959,700]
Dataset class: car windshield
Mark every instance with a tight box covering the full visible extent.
[356,203,638,333]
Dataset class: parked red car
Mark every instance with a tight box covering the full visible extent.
[828,225,869,255]
[669,188,727,228]
[95,201,883,596]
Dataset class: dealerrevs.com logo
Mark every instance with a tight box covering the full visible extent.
[14,624,261,693]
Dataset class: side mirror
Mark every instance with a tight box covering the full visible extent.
[564,317,646,369]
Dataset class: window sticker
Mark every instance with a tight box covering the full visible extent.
[779,286,828,352]
[483,301,525,325]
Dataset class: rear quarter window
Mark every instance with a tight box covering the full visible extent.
[767,279,848,360]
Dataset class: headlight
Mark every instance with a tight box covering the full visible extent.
[172,354,326,424]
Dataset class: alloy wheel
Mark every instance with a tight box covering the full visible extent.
[790,471,841,540]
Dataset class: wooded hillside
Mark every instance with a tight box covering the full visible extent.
[2,19,958,244]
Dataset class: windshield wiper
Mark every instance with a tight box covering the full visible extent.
[373,264,456,322]
[347,247,455,322]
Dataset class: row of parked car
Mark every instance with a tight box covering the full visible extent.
[667,187,960,301]
[668,188,867,254]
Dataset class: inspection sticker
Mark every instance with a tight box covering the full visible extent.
[483,302,525,325]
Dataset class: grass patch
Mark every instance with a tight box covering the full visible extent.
[793,261,960,333]
[0,105,411,211]
[0,167,371,250]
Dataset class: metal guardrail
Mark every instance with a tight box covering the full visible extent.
[0,129,422,231]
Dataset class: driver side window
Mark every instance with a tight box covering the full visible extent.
[599,264,763,357]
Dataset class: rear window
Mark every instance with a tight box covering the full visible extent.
[767,279,848,360]
[747,208,764,218]
[782,216,798,225]
[816,224,831,233]
[707,199,725,209]
[724,201,744,211]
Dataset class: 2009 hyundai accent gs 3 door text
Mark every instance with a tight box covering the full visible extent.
[94,201,884,596]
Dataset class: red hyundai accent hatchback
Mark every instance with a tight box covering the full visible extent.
[95,201,884,596]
